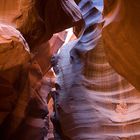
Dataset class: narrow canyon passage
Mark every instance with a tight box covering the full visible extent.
[0,0,140,140]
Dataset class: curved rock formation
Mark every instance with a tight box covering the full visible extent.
[0,0,82,139]
[54,0,140,139]
[16,0,83,48]
[1,0,140,139]
[0,23,30,139]
[0,26,67,140]
[103,0,140,90]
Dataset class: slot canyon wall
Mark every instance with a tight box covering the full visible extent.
[53,0,140,139]
[0,0,83,139]
[0,0,140,140]
[103,0,140,91]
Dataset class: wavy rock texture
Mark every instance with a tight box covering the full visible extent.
[0,1,81,139]
[103,0,140,90]
[54,0,140,139]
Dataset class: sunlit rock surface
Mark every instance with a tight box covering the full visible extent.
[0,23,30,140]
[0,23,30,119]
[0,24,30,71]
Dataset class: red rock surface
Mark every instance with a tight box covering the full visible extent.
[0,0,19,25]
